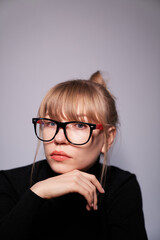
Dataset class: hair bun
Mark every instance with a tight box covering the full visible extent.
[89,71,107,88]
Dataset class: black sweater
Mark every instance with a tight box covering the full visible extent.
[0,160,148,240]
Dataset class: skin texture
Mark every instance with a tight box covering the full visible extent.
[31,116,116,211]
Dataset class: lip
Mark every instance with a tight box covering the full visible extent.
[50,151,71,162]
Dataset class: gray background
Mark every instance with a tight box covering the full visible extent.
[0,0,160,239]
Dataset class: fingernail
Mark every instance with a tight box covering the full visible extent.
[94,205,98,210]
[86,205,91,211]
[102,188,105,193]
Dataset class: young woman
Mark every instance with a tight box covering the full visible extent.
[0,71,148,239]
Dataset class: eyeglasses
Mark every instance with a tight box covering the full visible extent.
[32,118,104,145]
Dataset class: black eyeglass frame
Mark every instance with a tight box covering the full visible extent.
[32,118,103,145]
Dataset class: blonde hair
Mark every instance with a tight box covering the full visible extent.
[31,71,119,186]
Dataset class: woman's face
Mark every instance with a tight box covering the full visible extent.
[43,115,105,174]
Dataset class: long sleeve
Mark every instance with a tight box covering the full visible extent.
[0,190,44,239]
[0,169,45,239]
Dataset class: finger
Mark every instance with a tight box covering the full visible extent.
[75,172,98,209]
[93,188,98,210]
[86,203,92,211]
[83,180,97,210]
[72,176,94,208]
[81,172,105,194]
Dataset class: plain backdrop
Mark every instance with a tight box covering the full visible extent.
[0,0,160,239]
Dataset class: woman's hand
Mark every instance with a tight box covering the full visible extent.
[30,169,105,211]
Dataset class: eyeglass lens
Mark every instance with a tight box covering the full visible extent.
[36,119,91,145]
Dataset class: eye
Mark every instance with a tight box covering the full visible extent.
[40,120,56,128]
[46,121,56,127]
[75,123,87,129]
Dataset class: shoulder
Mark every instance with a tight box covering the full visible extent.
[105,165,142,200]
[106,165,138,192]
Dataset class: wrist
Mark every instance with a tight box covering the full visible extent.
[30,181,48,199]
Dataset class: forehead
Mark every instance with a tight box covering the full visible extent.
[47,103,97,123]
[45,93,102,123]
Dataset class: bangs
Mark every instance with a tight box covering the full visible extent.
[38,80,106,124]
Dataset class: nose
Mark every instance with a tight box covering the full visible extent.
[53,127,69,144]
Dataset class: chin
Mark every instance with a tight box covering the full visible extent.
[48,161,77,174]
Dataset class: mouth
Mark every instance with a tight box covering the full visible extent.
[50,150,71,162]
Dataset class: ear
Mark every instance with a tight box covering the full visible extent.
[101,127,116,153]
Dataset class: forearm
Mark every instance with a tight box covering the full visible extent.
[0,189,45,239]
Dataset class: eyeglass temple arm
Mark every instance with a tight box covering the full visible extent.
[37,120,42,124]
[96,124,103,130]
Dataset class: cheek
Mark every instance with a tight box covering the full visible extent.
[88,131,104,151]
[43,142,54,159]
[76,133,104,168]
